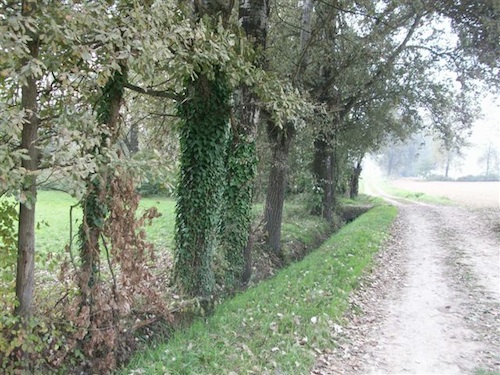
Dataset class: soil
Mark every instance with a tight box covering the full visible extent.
[312,185,500,374]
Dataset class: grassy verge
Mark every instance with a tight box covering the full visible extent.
[474,369,500,375]
[380,180,452,205]
[119,203,397,375]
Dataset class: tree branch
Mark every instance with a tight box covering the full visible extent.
[339,12,424,121]
[123,82,180,101]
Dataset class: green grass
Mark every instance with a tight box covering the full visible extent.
[380,180,452,205]
[281,204,329,247]
[137,197,177,250]
[8,191,324,269]
[33,191,80,258]
[474,369,500,375]
[1,191,177,265]
[118,203,398,375]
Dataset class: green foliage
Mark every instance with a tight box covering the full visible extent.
[0,315,73,374]
[456,174,500,182]
[220,135,257,289]
[0,200,17,311]
[174,71,231,298]
[3,0,496,371]
[120,204,397,374]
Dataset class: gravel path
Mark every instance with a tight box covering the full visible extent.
[312,194,500,374]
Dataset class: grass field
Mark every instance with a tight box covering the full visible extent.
[5,191,330,271]
[389,179,500,208]
[21,191,176,263]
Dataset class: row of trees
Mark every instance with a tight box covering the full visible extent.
[378,132,500,179]
[1,0,498,372]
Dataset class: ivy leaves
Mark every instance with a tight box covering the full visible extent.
[174,71,232,298]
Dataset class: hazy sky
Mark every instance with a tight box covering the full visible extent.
[458,94,500,176]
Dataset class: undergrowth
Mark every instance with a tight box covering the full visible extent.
[1,191,336,373]
[119,204,397,374]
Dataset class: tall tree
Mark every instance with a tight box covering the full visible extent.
[173,2,235,299]
[262,0,314,256]
[432,0,500,81]
[220,0,271,287]
[175,71,231,299]
[15,0,40,320]
[314,3,424,220]
[263,121,295,255]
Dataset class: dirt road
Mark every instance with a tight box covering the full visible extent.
[312,192,500,374]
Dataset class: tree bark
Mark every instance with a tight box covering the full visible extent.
[218,0,270,286]
[349,160,362,199]
[312,135,335,222]
[222,85,258,288]
[262,0,309,256]
[445,154,450,178]
[387,148,394,176]
[15,4,39,319]
[264,121,295,257]
[239,0,270,58]
[125,123,139,154]
[486,145,491,175]
[296,0,313,80]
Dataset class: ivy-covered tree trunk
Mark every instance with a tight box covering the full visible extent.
[222,85,257,288]
[174,72,230,298]
[15,4,39,319]
[222,120,256,288]
[218,0,269,288]
[349,160,362,199]
[264,121,295,257]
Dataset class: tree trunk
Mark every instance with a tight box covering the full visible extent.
[222,85,258,288]
[239,0,270,57]
[261,0,309,258]
[323,152,334,222]
[15,16,39,319]
[125,123,139,154]
[486,145,491,175]
[349,161,362,199]
[387,149,394,177]
[217,0,270,287]
[312,135,335,222]
[264,120,295,257]
[296,0,313,78]
[174,72,230,298]
[486,144,492,177]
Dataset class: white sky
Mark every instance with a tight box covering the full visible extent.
[457,94,500,176]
